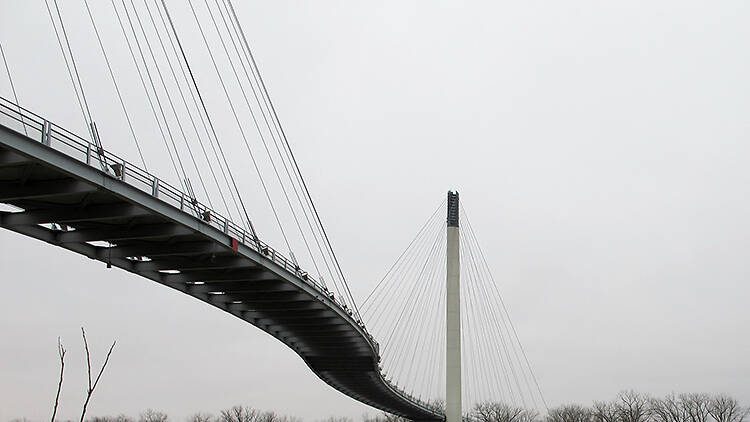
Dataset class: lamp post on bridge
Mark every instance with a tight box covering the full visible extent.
[446,190,461,422]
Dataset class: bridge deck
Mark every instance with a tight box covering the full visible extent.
[0,100,442,421]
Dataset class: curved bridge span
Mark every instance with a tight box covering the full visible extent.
[0,99,443,421]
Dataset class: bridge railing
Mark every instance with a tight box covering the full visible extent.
[0,96,361,322]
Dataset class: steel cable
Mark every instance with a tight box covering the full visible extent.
[129,0,212,205]
[83,0,147,169]
[462,206,548,410]
[0,42,27,136]
[44,0,90,138]
[200,0,324,285]
[147,0,236,221]
[119,0,190,191]
[224,0,363,322]
[186,0,292,255]
[159,0,256,235]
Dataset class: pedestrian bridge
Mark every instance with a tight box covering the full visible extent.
[0,98,443,421]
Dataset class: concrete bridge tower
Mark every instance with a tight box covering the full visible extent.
[446,191,461,422]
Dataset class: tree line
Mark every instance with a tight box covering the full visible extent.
[19,332,749,422]
[470,391,748,422]
[21,391,744,422]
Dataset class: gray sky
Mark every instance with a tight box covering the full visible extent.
[1,1,749,420]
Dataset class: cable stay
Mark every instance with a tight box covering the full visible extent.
[199,0,323,283]
[176,0,361,317]
[83,0,147,170]
[145,0,237,224]
[461,204,549,412]
[109,0,185,191]
[362,198,548,413]
[128,0,214,207]
[46,0,92,130]
[0,42,27,136]
[44,0,109,172]
[221,0,364,321]
[186,0,292,252]
[158,0,256,236]
[89,122,108,173]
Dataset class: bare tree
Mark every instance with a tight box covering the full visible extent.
[216,407,300,422]
[316,418,353,422]
[90,415,134,422]
[219,406,260,422]
[258,412,301,422]
[361,414,410,422]
[472,403,501,422]
[257,412,280,422]
[681,394,711,422]
[616,391,652,422]
[79,328,117,422]
[546,405,592,422]
[471,402,539,422]
[593,401,619,422]
[708,395,748,422]
[650,394,687,422]
[52,337,66,422]
[139,410,169,422]
[189,413,214,422]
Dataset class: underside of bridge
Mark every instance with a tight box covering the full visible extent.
[0,123,442,421]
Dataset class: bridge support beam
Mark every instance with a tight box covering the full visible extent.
[446,191,461,422]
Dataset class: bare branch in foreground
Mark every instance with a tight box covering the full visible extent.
[51,337,66,422]
[79,327,116,422]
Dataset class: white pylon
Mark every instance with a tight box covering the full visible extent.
[446,191,461,422]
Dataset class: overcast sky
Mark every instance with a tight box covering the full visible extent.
[1,1,749,421]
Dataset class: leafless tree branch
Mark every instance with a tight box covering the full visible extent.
[51,337,66,422]
[79,327,116,422]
